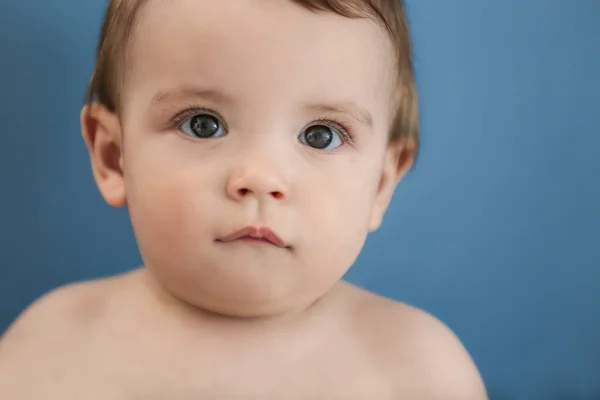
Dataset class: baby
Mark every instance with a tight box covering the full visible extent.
[0,0,487,398]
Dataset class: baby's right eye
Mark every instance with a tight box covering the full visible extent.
[179,112,226,139]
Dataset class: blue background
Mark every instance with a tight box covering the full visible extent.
[0,0,598,398]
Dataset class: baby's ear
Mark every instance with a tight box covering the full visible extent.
[369,138,416,232]
[80,103,126,208]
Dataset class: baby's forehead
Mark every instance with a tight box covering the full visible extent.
[125,0,396,119]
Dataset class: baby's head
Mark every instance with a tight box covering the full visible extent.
[82,0,419,317]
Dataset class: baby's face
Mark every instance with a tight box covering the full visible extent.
[119,0,402,316]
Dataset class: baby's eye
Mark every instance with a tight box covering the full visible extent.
[179,113,226,139]
[298,124,343,150]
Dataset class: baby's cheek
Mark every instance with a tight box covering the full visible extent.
[301,182,372,267]
[127,171,205,261]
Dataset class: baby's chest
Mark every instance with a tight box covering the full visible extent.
[29,321,399,400]
[24,366,394,400]
[117,353,391,399]
[123,369,391,399]
[62,341,394,399]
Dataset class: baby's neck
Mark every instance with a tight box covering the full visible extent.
[135,267,327,333]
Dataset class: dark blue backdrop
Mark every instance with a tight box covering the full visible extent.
[1,1,598,398]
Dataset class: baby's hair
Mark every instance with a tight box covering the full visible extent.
[86,0,419,157]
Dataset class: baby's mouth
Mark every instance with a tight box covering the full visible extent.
[217,226,288,248]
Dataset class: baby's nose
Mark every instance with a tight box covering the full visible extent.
[226,164,289,202]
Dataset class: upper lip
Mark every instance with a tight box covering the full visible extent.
[217,226,288,248]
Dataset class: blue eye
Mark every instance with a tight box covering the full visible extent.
[298,124,343,150]
[180,113,226,138]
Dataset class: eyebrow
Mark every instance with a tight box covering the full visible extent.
[151,86,234,106]
[305,102,374,129]
[150,86,374,129]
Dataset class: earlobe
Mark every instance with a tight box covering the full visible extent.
[80,103,127,208]
[368,139,416,232]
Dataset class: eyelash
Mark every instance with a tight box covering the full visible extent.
[169,106,224,131]
[168,107,356,146]
[309,116,356,146]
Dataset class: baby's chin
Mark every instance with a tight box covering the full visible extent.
[144,265,331,320]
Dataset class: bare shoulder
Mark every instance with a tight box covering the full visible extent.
[341,283,488,400]
[0,272,128,368]
[0,272,138,398]
[2,282,99,354]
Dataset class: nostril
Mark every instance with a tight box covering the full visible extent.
[271,191,284,200]
[232,187,285,200]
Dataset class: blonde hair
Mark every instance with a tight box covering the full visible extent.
[86,0,419,154]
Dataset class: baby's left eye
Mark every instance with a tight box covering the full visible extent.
[179,113,226,139]
[298,124,343,150]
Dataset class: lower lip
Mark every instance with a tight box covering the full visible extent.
[218,237,275,246]
[237,237,272,244]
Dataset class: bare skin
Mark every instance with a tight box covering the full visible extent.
[0,269,486,399]
[0,1,488,397]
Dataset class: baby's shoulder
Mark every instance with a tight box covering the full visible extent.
[340,283,488,399]
[3,283,100,349]
[0,273,138,397]
[0,274,123,367]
